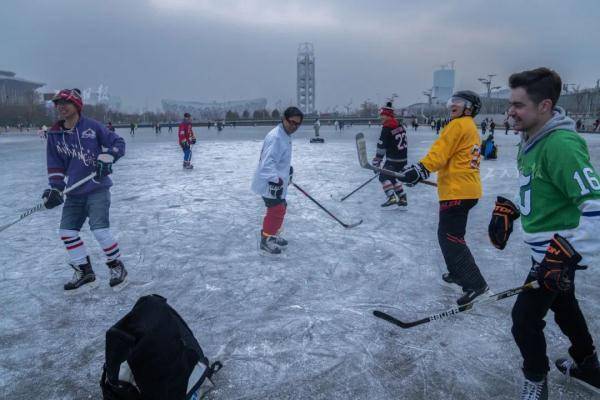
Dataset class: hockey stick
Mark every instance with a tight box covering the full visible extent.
[355,133,437,188]
[292,182,363,229]
[0,172,97,233]
[373,280,540,329]
[338,174,379,202]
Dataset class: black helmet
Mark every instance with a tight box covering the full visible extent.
[450,90,481,117]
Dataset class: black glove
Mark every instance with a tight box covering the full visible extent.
[268,178,283,199]
[42,188,64,209]
[96,153,114,178]
[289,166,294,185]
[538,234,586,292]
[488,196,520,250]
[401,163,430,186]
[190,137,197,145]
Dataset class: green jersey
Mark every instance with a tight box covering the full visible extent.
[517,128,600,263]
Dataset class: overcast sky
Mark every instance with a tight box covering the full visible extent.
[2,0,599,112]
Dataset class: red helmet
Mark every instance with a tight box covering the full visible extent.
[52,89,83,113]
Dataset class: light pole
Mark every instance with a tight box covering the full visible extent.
[423,89,433,105]
[478,74,498,98]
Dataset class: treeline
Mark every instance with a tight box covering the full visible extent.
[1,101,383,127]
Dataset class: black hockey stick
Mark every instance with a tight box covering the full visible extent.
[355,132,437,187]
[338,174,379,202]
[292,182,363,229]
[373,281,539,329]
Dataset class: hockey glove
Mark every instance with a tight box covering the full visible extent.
[488,196,520,250]
[401,163,430,186]
[289,166,294,185]
[372,156,382,174]
[538,234,586,292]
[268,178,284,199]
[96,153,115,178]
[42,188,64,209]
[191,136,197,145]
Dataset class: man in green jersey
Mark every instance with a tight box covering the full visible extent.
[488,68,600,399]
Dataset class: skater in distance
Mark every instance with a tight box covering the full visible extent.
[372,101,408,208]
[178,112,197,169]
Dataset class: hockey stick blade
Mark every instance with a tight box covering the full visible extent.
[354,133,437,188]
[373,281,540,329]
[343,219,363,229]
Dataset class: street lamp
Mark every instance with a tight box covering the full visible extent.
[478,74,498,98]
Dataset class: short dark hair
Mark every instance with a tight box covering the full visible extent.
[283,106,304,121]
[508,67,562,106]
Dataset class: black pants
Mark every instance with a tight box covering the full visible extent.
[511,262,595,379]
[438,199,486,291]
[263,197,286,208]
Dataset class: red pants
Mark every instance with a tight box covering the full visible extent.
[262,198,286,236]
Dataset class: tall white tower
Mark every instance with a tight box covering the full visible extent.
[433,61,455,104]
[297,43,315,114]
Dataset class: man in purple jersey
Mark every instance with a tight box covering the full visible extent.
[43,89,128,293]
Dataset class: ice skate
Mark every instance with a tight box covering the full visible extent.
[64,257,97,294]
[260,233,282,255]
[555,353,600,394]
[520,376,548,400]
[381,193,400,208]
[456,285,490,306]
[107,259,128,291]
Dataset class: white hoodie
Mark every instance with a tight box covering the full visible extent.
[251,124,292,199]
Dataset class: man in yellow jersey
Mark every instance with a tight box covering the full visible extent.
[399,90,489,305]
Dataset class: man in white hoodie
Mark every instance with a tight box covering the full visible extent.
[251,107,303,254]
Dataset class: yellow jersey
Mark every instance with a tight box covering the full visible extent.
[420,116,482,201]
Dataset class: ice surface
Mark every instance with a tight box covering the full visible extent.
[1,125,599,399]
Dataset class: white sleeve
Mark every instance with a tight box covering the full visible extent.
[258,135,281,184]
[570,199,600,266]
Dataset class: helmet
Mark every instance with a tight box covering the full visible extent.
[52,89,83,113]
[184,112,191,118]
[448,90,481,117]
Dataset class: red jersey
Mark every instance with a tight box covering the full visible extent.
[178,122,195,145]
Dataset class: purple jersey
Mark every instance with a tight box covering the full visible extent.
[46,116,125,196]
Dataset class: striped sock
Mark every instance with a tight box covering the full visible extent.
[59,229,88,265]
[382,180,395,197]
[92,228,121,261]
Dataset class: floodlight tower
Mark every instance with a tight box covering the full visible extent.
[297,43,315,114]
[478,74,498,98]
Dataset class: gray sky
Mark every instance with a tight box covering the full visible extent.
[2,0,599,112]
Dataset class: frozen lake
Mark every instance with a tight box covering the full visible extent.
[1,124,599,399]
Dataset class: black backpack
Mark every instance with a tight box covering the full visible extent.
[100,294,222,400]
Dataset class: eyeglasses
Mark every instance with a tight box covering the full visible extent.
[287,119,302,126]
